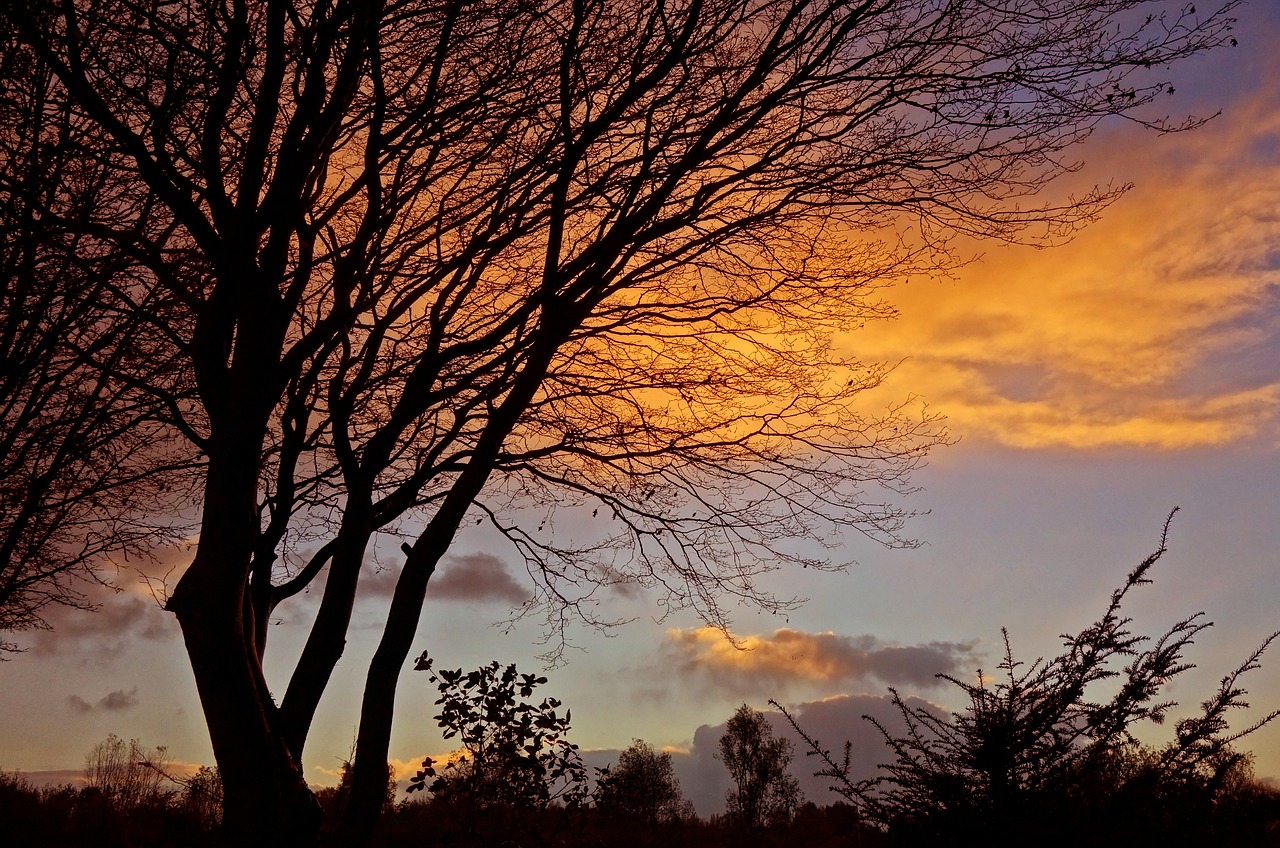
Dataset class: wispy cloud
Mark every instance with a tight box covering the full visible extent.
[848,82,1280,450]
[663,627,975,695]
[353,551,528,606]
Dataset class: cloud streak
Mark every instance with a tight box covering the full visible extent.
[663,627,975,695]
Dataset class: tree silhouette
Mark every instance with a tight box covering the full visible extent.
[595,739,693,826]
[0,0,1242,843]
[83,734,173,811]
[719,704,802,831]
[407,655,587,844]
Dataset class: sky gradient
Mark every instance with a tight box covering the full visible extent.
[3,0,1278,816]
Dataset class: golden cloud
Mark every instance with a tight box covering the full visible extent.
[664,626,974,691]
[848,85,1280,450]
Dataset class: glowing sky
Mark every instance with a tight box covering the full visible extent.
[2,0,1278,816]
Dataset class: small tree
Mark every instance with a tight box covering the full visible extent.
[83,734,172,810]
[780,511,1280,846]
[180,765,224,831]
[407,654,588,834]
[718,704,802,830]
[595,739,693,825]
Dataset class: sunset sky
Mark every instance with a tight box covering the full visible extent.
[3,0,1278,817]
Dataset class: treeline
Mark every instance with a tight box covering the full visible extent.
[5,525,1280,847]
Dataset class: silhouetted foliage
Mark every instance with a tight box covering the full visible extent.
[0,0,1244,841]
[719,704,802,831]
[317,758,397,837]
[595,739,695,825]
[0,762,223,848]
[780,511,1280,847]
[406,654,587,844]
[180,765,223,832]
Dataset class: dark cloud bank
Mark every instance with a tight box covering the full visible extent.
[585,693,942,817]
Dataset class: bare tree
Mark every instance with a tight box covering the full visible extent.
[83,734,173,810]
[777,512,1280,845]
[0,0,1241,844]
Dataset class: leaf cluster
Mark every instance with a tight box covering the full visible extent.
[407,653,589,814]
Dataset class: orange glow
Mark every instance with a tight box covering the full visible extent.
[845,90,1280,450]
[669,626,874,683]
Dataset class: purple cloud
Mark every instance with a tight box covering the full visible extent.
[97,687,139,711]
[27,580,175,659]
[428,553,528,604]
[585,693,939,817]
[352,552,527,605]
[65,687,141,713]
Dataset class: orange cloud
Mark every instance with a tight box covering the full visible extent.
[664,626,975,692]
[848,84,1280,450]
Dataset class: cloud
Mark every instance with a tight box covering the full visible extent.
[97,687,140,711]
[65,687,141,714]
[845,78,1280,450]
[663,627,976,695]
[347,551,527,606]
[8,769,89,789]
[428,553,528,604]
[26,579,176,659]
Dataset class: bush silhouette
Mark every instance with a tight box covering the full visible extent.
[406,654,587,844]
[780,511,1280,847]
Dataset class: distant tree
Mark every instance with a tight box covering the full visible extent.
[0,1,1243,843]
[83,734,173,811]
[719,704,802,830]
[779,511,1280,846]
[595,739,693,825]
[407,655,588,824]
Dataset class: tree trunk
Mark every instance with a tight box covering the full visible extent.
[167,446,323,847]
[339,331,567,845]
